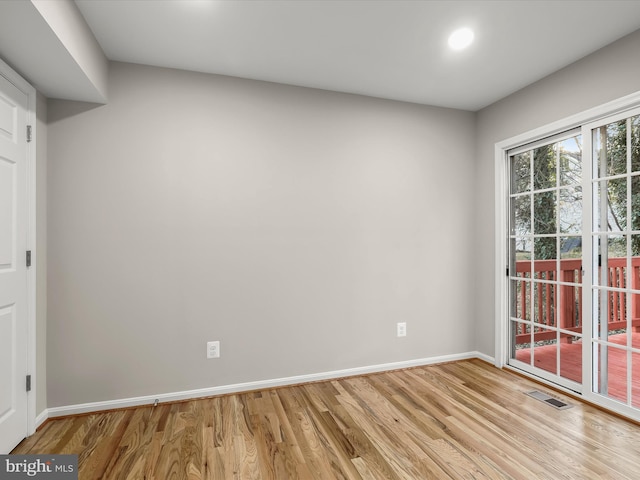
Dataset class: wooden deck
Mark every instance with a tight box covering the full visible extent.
[515,332,640,408]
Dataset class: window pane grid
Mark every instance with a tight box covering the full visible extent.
[509,132,582,386]
[592,114,640,407]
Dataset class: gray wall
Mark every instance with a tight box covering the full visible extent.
[47,62,476,407]
[474,29,640,356]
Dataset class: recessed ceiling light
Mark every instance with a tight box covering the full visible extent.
[448,28,474,51]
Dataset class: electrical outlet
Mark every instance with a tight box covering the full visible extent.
[397,322,407,337]
[207,340,220,359]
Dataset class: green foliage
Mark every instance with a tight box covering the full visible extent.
[599,117,640,254]
[512,116,640,262]
[529,143,579,260]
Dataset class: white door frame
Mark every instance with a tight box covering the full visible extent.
[0,57,37,437]
[495,90,640,419]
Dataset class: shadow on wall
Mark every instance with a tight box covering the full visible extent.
[47,100,103,124]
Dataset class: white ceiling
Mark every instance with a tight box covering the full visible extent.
[75,0,640,111]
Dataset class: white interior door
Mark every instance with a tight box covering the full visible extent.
[0,71,29,454]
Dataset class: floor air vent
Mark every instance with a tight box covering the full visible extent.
[526,390,572,410]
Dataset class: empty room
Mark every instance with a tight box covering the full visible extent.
[4,0,640,478]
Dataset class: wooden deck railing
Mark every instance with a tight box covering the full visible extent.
[514,257,640,344]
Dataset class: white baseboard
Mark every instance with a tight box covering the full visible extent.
[472,351,495,365]
[47,351,489,418]
[34,409,49,431]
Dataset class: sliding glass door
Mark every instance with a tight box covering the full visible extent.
[506,105,640,416]
[508,130,583,391]
[591,112,640,408]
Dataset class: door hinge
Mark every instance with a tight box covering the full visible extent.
[26,375,31,392]
[26,125,32,143]
[506,267,510,277]
[26,250,31,267]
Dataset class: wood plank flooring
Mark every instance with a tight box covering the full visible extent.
[12,359,640,479]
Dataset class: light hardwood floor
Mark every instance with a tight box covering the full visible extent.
[12,359,640,479]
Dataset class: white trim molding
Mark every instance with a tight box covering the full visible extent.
[47,352,487,418]
[34,410,48,431]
